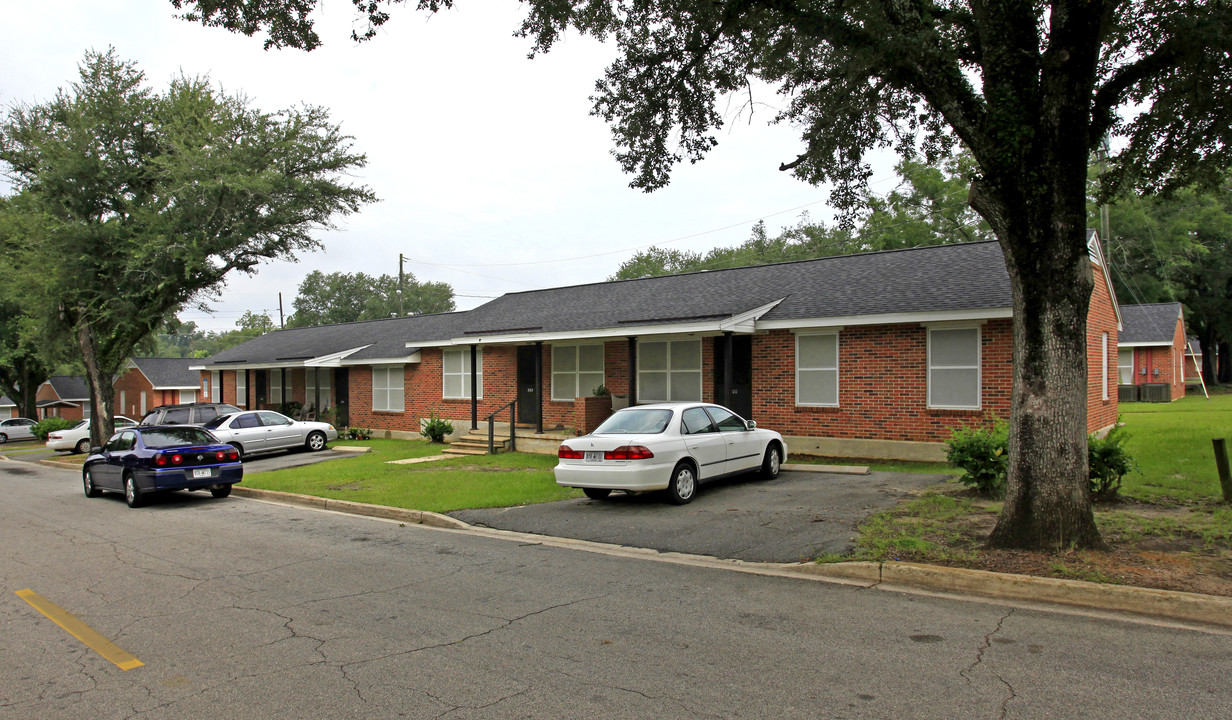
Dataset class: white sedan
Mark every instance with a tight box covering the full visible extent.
[201,410,339,458]
[555,402,787,505]
[0,417,37,443]
[47,416,138,454]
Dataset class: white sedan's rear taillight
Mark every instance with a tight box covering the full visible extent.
[606,445,654,460]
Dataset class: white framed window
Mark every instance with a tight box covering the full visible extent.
[306,368,332,409]
[1101,332,1109,401]
[443,348,483,399]
[551,344,605,401]
[181,389,197,404]
[372,365,405,412]
[1118,348,1133,385]
[140,391,147,416]
[119,390,126,416]
[211,371,221,402]
[638,339,702,403]
[928,327,981,409]
[268,369,283,405]
[796,332,840,406]
[236,371,247,408]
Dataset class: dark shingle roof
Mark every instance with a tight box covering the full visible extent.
[45,376,89,401]
[203,311,472,366]
[459,241,1012,336]
[129,358,201,388]
[0,395,14,407]
[1120,303,1182,345]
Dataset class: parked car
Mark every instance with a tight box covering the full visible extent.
[82,425,242,508]
[0,417,37,443]
[201,410,339,458]
[139,402,240,427]
[47,416,138,454]
[554,402,787,505]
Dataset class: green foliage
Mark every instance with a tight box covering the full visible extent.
[592,384,610,397]
[347,426,373,440]
[288,270,455,328]
[419,412,454,443]
[0,49,375,444]
[1088,424,1138,500]
[945,422,1009,498]
[31,417,75,442]
[279,401,303,418]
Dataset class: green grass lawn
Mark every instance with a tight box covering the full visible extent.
[1119,389,1232,502]
[242,438,580,513]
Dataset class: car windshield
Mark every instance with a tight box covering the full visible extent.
[141,427,217,449]
[592,409,674,435]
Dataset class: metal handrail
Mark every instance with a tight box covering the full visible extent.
[485,399,517,454]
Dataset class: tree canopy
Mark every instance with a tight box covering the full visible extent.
[169,1,1232,551]
[0,49,376,443]
[288,269,455,327]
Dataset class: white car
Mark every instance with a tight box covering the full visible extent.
[47,416,138,454]
[201,410,339,459]
[555,402,787,504]
[0,417,37,443]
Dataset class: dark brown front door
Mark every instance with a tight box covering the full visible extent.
[714,335,753,420]
[517,346,540,426]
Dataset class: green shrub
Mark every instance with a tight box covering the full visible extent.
[31,417,75,441]
[1088,424,1137,500]
[346,426,373,440]
[945,421,1009,497]
[420,412,454,443]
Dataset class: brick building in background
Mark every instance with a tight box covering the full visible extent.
[114,358,204,419]
[34,376,90,421]
[197,237,1121,460]
[1116,303,1188,402]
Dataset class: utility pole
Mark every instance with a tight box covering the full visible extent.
[398,254,406,317]
[278,292,285,329]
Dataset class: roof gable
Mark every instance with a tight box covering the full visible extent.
[128,357,202,389]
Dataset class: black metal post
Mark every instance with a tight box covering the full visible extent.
[534,341,543,435]
[469,344,478,431]
[627,336,637,406]
[723,331,734,409]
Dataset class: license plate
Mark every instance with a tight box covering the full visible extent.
[584,451,604,463]
[192,468,212,479]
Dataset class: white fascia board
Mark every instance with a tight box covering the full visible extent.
[306,345,373,367]
[151,385,201,391]
[1087,231,1124,330]
[408,320,740,348]
[340,351,422,366]
[1118,341,1173,348]
[758,307,1013,331]
[719,299,785,333]
[193,361,305,372]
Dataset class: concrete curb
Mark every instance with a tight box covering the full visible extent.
[229,486,1232,629]
[782,463,870,475]
[231,486,469,529]
[788,561,1232,628]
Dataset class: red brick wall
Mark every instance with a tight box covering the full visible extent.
[749,321,1012,443]
[35,382,85,421]
[1086,262,1119,431]
[114,368,154,419]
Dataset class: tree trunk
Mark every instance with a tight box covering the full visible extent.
[76,321,115,447]
[1219,341,1231,384]
[1199,328,1218,386]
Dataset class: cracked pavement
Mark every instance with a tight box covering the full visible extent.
[4,460,1232,719]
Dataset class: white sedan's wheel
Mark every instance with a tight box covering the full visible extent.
[75,438,91,455]
[761,445,781,479]
[667,462,697,505]
[306,431,327,452]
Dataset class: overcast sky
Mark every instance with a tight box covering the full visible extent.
[2,0,898,332]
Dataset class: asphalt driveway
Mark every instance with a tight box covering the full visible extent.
[450,469,951,563]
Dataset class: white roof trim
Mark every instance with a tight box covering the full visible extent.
[305,345,373,367]
[1118,341,1175,348]
[719,298,785,333]
[1088,229,1124,331]
[410,319,752,348]
[340,351,421,366]
[758,307,1013,331]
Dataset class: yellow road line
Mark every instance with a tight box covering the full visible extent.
[15,589,144,670]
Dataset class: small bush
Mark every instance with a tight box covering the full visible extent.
[420,412,454,443]
[945,421,1009,497]
[346,426,372,440]
[31,417,75,442]
[1088,424,1136,500]
[592,384,611,397]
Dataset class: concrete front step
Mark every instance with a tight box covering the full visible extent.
[441,447,489,456]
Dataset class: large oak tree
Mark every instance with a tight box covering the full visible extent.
[172,1,1232,549]
[0,49,376,446]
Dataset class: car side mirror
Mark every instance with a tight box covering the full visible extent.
[90,446,103,455]
[746,420,757,430]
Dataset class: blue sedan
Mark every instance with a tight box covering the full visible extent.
[83,426,243,508]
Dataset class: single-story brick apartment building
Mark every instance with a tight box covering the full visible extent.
[196,238,1121,461]
[1117,303,1188,402]
[114,357,206,419]
[35,376,91,421]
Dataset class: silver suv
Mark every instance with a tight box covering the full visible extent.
[139,403,241,426]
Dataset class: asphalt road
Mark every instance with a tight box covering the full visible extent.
[451,469,948,563]
[4,459,1232,720]
[0,437,348,474]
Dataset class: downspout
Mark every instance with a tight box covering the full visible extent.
[723,331,734,410]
